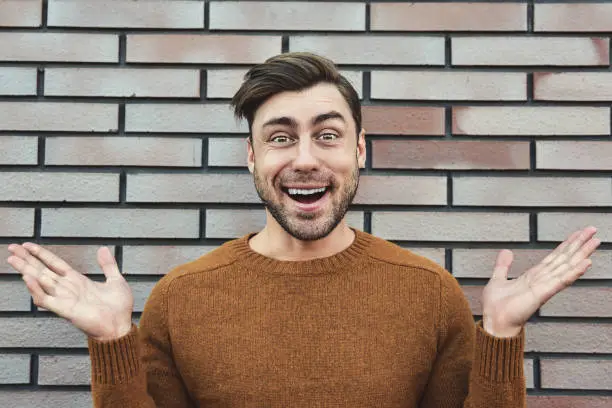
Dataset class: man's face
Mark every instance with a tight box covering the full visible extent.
[248,82,366,241]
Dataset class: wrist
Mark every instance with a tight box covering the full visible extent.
[91,322,133,342]
[483,316,522,338]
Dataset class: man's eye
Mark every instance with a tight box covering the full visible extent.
[319,133,338,141]
[271,135,291,144]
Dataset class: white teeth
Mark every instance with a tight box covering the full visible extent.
[287,187,326,195]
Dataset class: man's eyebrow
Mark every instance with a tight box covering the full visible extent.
[261,111,346,129]
[262,116,298,129]
[312,111,346,126]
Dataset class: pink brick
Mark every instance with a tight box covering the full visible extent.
[541,287,612,318]
[537,141,612,171]
[453,177,612,207]
[0,67,36,95]
[461,285,484,315]
[371,212,529,242]
[0,172,118,202]
[528,396,612,408]
[45,68,200,97]
[127,35,281,64]
[0,33,118,62]
[453,106,609,136]
[39,245,116,275]
[534,72,612,101]
[354,175,446,205]
[48,0,204,28]
[453,37,609,66]
[208,137,247,167]
[0,102,118,132]
[526,322,612,353]
[372,140,530,170]
[362,106,445,136]
[46,136,202,167]
[210,2,364,31]
[538,213,612,243]
[125,104,244,133]
[0,208,34,237]
[535,3,612,32]
[122,246,217,275]
[541,359,612,390]
[290,35,444,65]
[371,3,526,31]
[0,136,38,165]
[0,0,41,27]
[41,208,199,238]
[453,249,612,280]
[371,71,526,101]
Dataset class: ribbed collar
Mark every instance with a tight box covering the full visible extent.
[228,228,374,276]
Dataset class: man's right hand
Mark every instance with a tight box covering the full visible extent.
[7,243,134,342]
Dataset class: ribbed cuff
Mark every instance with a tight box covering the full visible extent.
[473,321,525,382]
[88,324,141,385]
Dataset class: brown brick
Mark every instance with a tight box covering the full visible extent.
[371,212,529,242]
[41,208,200,238]
[354,175,446,205]
[0,172,119,202]
[453,106,610,136]
[542,287,612,317]
[38,355,90,385]
[127,173,259,203]
[210,2,364,31]
[0,208,34,237]
[541,359,612,390]
[45,68,200,97]
[206,209,363,238]
[526,322,612,353]
[0,102,118,132]
[122,245,217,275]
[372,140,530,170]
[0,355,30,384]
[362,106,445,136]
[538,213,611,243]
[125,104,245,133]
[0,0,41,27]
[206,69,363,99]
[127,35,281,64]
[0,67,37,95]
[371,71,526,101]
[0,33,118,62]
[537,141,612,171]
[528,396,612,408]
[208,137,248,167]
[453,249,612,280]
[0,136,38,165]
[45,136,202,167]
[453,37,609,66]
[290,35,444,65]
[534,72,612,101]
[454,177,612,207]
[371,3,526,31]
[48,0,204,28]
[535,3,612,32]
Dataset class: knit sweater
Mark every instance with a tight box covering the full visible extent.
[88,229,526,407]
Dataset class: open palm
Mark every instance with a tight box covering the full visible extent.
[482,227,600,337]
[7,243,134,341]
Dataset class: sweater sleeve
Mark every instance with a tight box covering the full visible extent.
[88,277,194,408]
[419,273,526,408]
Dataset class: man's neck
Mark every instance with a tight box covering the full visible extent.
[248,218,356,262]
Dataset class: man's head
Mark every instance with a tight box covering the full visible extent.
[231,52,366,241]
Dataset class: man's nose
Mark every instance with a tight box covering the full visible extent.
[292,138,319,171]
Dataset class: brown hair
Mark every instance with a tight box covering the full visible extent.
[231,52,362,139]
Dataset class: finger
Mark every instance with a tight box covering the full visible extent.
[21,243,73,277]
[553,258,592,289]
[544,227,597,272]
[540,230,582,265]
[492,249,513,280]
[22,275,53,309]
[7,255,46,279]
[37,273,59,296]
[97,247,122,281]
[569,237,601,267]
[7,244,47,274]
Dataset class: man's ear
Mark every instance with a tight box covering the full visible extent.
[247,136,255,173]
[357,128,366,169]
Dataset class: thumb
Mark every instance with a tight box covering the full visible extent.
[97,247,123,281]
[492,249,514,280]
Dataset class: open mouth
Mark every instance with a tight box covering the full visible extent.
[282,186,329,204]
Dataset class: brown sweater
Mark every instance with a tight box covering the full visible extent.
[88,229,526,407]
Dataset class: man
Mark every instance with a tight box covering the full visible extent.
[7,52,600,407]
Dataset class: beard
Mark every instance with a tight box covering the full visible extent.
[253,162,359,241]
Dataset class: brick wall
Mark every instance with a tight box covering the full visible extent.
[0,1,611,407]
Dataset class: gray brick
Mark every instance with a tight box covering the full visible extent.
[0,281,32,311]
[129,280,157,312]
[0,172,119,202]
[0,318,87,348]
[0,355,30,384]
[539,213,612,243]
[354,175,446,205]
[0,33,117,62]
[122,245,217,275]
[526,322,612,353]
[0,391,92,408]
[41,208,200,238]
[208,137,247,167]
[0,136,38,165]
[0,208,35,237]
[0,67,37,95]
[38,355,90,385]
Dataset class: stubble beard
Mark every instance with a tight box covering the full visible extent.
[253,162,359,241]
